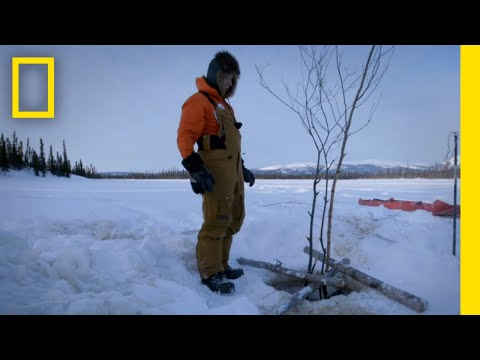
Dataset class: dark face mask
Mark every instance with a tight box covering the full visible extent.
[218,72,237,98]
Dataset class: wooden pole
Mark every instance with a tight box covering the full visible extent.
[237,257,345,288]
[303,247,428,313]
[453,131,458,256]
[237,257,347,314]
[273,283,323,315]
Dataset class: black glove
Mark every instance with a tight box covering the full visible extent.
[190,168,215,194]
[182,152,215,194]
[242,163,255,187]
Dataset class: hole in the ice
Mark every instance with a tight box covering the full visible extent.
[265,273,349,301]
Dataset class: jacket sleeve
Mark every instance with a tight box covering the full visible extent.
[177,95,207,159]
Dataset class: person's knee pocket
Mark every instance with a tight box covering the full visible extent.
[214,199,232,225]
[203,198,232,237]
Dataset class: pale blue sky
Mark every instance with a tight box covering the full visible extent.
[0,45,459,172]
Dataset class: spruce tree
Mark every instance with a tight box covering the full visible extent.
[17,141,25,169]
[78,159,85,177]
[24,138,31,167]
[39,139,46,177]
[11,132,18,169]
[48,145,55,175]
[31,151,40,176]
[0,134,9,172]
[62,140,71,178]
[5,138,12,166]
[56,152,64,177]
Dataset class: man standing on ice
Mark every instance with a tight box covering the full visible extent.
[177,50,255,295]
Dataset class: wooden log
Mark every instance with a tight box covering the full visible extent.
[304,246,350,268]
[333,273,367,293]
[306,249,366,291]
[273,272,347,315]
[274,283,322,315]
[303,247,428,313]
[237,257,345,288]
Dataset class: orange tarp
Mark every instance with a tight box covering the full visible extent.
[358,198,460,217]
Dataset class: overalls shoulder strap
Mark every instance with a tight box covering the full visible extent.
[198,91,226,145]
[199,91,243,130]
[199,91,218,108]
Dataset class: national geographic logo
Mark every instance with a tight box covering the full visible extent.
[12,57,55,118]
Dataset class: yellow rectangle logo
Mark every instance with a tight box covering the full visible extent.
[12,57,55,118]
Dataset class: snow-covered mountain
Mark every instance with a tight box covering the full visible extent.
[95,160,458,178]
[254,160,451,176]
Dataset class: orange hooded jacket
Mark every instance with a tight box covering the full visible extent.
[177,77,234,159]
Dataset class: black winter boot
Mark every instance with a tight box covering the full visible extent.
[202,273,235,295]
[223,266,244,280]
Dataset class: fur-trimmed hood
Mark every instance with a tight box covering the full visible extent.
[206,51,240,98]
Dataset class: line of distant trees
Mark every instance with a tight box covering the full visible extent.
[0,132,100,178]
[98,166,458,180]
[338,166,458,179]
[1,131,459,180]
[254,167,459,180]
[100,168,190,180]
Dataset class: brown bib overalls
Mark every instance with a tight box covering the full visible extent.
[197,102,245,279]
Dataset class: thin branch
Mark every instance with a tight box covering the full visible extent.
[374,233,398,244]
